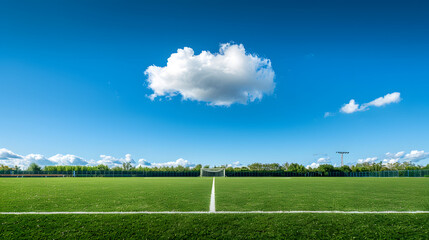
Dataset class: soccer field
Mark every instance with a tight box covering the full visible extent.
[1,177,428,212]
[1,177,428,239]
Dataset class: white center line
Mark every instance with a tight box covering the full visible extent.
[209,177,216,213]
[0,211,428,215]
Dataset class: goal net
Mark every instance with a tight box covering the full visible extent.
[200,168,225,177]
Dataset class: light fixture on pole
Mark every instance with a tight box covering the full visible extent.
[336,151,349,167]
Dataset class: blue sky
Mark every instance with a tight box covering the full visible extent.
[1,0,428,168]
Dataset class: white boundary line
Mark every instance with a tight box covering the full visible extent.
[0,211,428,215]
[209,177,216,212]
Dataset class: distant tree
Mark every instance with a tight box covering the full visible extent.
[194,164,202,171]
[261,163,282,171]
[122,162,132,171]
[287,163,307,173]
[28,163,42,172]
[111,166,123,171]
[338,165,352,173]
[283,162,290,171]
[176,165,185,171]
[97,164,109,171]
[203,165,210,168]
[317,164,335,175]
[226,167,234,171]
[248,163,263,171]
[0,164,12,171]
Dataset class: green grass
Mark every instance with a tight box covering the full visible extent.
[0,178,212,212]
[1,177,428,239]
[1,177,428,212]
[216,177,429,211]
[1,214,428,239]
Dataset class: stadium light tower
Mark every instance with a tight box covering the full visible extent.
[336,151,349,167]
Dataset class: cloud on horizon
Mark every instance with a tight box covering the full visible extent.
[144,43,275,106]
[0,148,196,170]
[359,150,429,167]
[306,157,331,169]
[357,157,378,164]
[307,150,428,169]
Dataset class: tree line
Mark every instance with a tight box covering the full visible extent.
[1,161,428,173]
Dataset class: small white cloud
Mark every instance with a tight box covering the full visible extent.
[317,157,331,163]
[340,99,363,114]
[324,112,334,118]
[386,151,405,158]
[307,156,332,169]
[383,158,400,165]
[366,92,401,107]
[226,161,242,168]
[357,157,378,164]
[136,158,152,167]
[144,43,275,106]
[232,161,241,167]
[306,162,320,169]
[337,92,401,115]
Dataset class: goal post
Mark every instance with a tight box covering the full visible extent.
[200,168,225,177]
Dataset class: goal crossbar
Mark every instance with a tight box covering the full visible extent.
[200,168,225,177]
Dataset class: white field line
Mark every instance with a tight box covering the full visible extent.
[1,211,428,215]
[209,177,216,212]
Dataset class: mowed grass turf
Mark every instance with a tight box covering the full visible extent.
[216,177,429,211]
[0,178,212,212]
[1,177,428,239]
[1,214,428,239]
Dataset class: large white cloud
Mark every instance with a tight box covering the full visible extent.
[48,154,88,166]
[90,154,136,168]
[0,148,200,170]
[26,154,56,166]
[150,158,195,168]
[404,150,429,162]
[339,92,401,114]
[136,158,195,168]
[144,43,275,106]
[383,150,428,164]
[359,150,429,167]
[0,148,22,159]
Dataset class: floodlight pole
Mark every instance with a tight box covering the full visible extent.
[336,151,349,167]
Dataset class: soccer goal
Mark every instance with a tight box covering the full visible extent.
[200,168,225,177]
